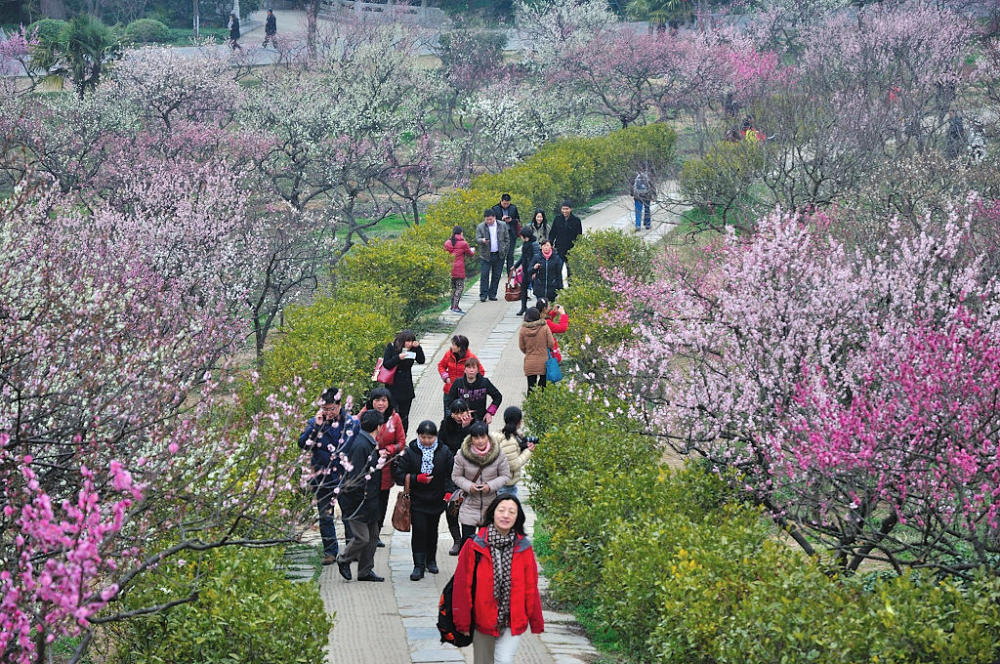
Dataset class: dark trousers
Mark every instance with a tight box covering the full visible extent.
[338,519,379,577]
[411,510,443,563]
[527,374,547,393]
[315,485,340,556]
[519,276,530,311]
[446,506,461,541]
[450,277,465,309]
[396,399,412,435]
[479,253,502,300]
[460,523,478,548]
[505,227,517,271]
[378,487,390,532]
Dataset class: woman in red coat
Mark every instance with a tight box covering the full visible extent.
[359,386,406,547]
[453,495,544,664]
[445,226,475,314]
[536,298,568,363]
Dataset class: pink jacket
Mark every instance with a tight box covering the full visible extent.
[445,237,475,278]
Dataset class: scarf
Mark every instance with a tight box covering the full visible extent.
[419,441,438,475]
[488,524,516,629]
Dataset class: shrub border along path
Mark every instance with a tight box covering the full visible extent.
[315,190,677,664]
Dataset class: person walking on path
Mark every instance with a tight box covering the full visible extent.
[438,334,483,416]
[439,399,475,555]
[515,228,540,316]
[631,170,655,231]
[498,407,534,498]
[451,421,511,546]
[382,329,425,433]
[228,13,241,50]
[444,226,475,314]
[336,409,387,582]
[392,420,454,580]
[475,209,510,302]
[297,386,360,565]
[528,208,549,244]
[537,298,568,363]
[550,201,582,280]
[453,495,544,664]
[448,357,503,424]
[529,239,564,302]
[262,9,277,47]
[518,308,556,393]
[360,386,406,548]
[492,194,521,274]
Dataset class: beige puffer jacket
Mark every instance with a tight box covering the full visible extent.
[499,434,532,487]
[451,432,512,526]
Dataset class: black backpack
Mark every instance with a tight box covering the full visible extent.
[437,550,480,648]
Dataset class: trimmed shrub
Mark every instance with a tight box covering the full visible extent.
[337,236,450,321]
[123,18,171,43]
[257,291,396,406]
[569,228,653,285]
[108,547,331,664]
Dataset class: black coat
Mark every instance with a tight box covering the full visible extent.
[518,240,539,277]
[493,203,521,245]
[530,252,564,300]
[438,416,475,455]
[229,17,240,40]
[383,342,425,403]
[337,430,380,523]
[391,440,454,514]
[550,213,582,256]
[447,376,503,422]
[265,13,276,34]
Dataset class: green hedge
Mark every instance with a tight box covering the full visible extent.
[124,18,171,43]
[109,547,331,664]
[522,382,1000,664]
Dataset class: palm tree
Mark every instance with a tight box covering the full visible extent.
[60,15,117,98]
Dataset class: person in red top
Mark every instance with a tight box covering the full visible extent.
[453,495,543,664]
[438,334,485,416]
[445,226,475,314]
[359,386,406,548]
[536,298,568,363]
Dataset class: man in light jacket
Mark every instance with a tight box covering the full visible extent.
[475,208,510,302]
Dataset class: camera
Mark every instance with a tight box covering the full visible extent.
[519,435,539,450]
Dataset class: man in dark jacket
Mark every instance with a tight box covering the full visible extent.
[492,193,521,273]
[298,386,360,565]
[262,8,277,48]
[336,409,386,582]
[550,200,582,279]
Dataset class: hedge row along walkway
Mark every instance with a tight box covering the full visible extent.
[316,189,678,664]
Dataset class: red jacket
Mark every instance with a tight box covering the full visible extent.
[545,311,568,363]
[452,527,544,638]
[445,237,475,279]
[359,407,406,490]
[437,350,484,394]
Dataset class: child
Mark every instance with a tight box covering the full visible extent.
[444,226,475,314]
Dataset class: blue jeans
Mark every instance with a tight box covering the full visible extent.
[634,198,651,228]
[316,484,353,556]
[479,252,503,300]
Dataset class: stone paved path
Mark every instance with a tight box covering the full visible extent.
[317,192,678,664]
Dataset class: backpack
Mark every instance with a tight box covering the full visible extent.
[633,173,650,196]
[438,551,480,648]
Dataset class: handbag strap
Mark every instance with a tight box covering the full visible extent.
[404,473,410,495]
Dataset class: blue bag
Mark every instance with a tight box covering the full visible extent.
[545,349,562,383]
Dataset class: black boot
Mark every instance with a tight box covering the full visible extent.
[426,551,439,574]
[410,552,425,581]
[448,520,462,556]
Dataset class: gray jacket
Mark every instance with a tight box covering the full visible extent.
[475,220,511,262]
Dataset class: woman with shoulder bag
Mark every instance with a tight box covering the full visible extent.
[382,329,425,434]
[392,420,454,580]
[360,386,406,548]
[452,495,544,664]
[451,421,511,547]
